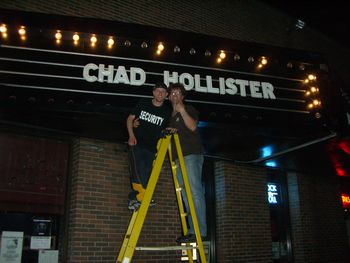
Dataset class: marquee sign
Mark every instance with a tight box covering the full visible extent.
[0,9,327,127]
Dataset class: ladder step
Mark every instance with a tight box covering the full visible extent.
[136,245,197,251]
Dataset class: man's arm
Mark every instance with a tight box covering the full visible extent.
[175,104,197,132]
[126,114,137,145]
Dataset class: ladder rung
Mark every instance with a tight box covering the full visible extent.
[136,245,197,251]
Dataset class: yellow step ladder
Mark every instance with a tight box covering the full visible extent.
[116,133,207,263]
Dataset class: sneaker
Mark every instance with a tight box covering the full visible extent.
[150,199,156,207]
[128,199,141,211]
[176,234,206,243]
[176,234,196,243]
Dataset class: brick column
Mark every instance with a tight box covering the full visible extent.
[67,137,182,263]
[215,161,272,262]
[287,171,350,263]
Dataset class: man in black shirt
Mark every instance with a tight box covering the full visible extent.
[168,83,207,242]
[126,83,170,210]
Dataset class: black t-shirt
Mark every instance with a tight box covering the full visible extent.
[169,104,204,158]
[131,98,171,152]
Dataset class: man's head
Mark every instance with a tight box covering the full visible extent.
[152,82,168,104]
[168,83,186,104]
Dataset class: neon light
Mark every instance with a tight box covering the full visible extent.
[341,194,350,208]
[262,146,272,157]
[267,183,279,204]
[339,141,350,155]
[265,161,276,167]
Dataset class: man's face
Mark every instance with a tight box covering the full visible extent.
[169,88,184,104]
[153,88,167,102]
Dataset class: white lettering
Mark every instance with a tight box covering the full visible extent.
[235,79,249,97]
[164,71,178,86]
[261,82,276,99]
[219,77,226,94]
[250,81,263,98]
[83,63,98,82]
[83,63,146,86]
[206,75,219,94]
[83,66,277,100]
[130,67,146,86]
[113,66,129,84]
[179,73,194,91]
[267,183,279,204]
[194,74,206,93]
[139,110,164,126]
[98,64,114,83]
[225,78,238,95]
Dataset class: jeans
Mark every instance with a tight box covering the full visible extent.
[128,145,154,201]
[176,154,207,237]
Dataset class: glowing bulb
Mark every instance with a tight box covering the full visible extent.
[217,58,222,63]
[305,91,311,96]
[313,99,320,106]
[156,49,161,55]
[261,57,268,65]
[90,35,97,44]
[219,51,226,59]
[310,86,318,93]
[307,103,314,109]
[73,33,79,41]
[0,24,7,33]
[157,42,164,51]
[308,74,316,81]
[107,37,114,47]
[18,27,26,36]
[55,31,62,40]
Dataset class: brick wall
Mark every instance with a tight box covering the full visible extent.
[68,137,182,263]
[215,161,272,263]
[288,171,350,263]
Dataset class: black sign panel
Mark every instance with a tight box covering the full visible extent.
[0,10,333,163]
[0,41,322,123]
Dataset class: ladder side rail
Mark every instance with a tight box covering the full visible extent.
[168,137,189,235]
[116,135,171,263]
[173,134,207,263]
[168,135,194,263]
[116,210,139,263]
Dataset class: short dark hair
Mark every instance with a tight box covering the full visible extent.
[168,83,187,97]
[153,82,167,91]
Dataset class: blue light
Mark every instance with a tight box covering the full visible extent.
[261,146,273,157]
[265,161,277,167]
[261,146,277,167]
[198,121,209,128]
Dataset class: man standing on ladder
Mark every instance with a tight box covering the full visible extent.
[126,82,170,210]
[168,83,207,242]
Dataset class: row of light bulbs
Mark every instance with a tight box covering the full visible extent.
[1,23,299,69]
[304,74,322,112]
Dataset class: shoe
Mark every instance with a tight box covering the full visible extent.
[128,199,155,211]
[128,199,141,211]
[176,234,207,243]
[150,199,156,207]
[176,234,195,243]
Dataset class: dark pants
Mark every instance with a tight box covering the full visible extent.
[128,145,155,201]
